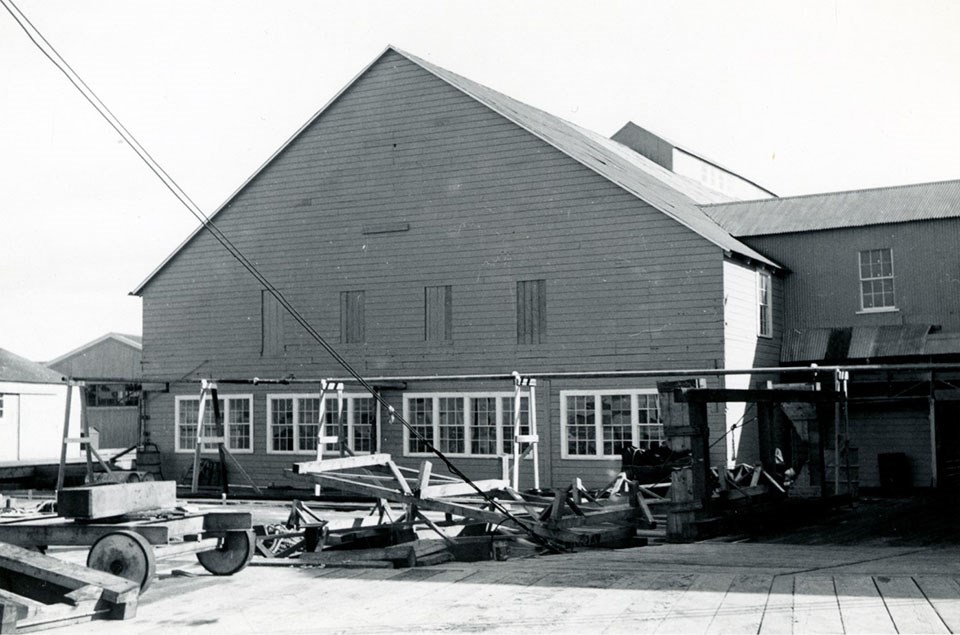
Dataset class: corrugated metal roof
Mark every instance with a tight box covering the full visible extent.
[782,325,935,363]
[132,46,779,294]
[396,49,779,268]
[704,180,960,237]
[0,348,66,384]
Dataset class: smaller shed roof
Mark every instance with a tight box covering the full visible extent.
[46,332,142,367]
[703,179,960,237]
[0,348,65,384]
[781,325,947,363]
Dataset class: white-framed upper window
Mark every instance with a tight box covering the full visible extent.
[403,393,529,457]
[757,270,773,338]
[561,389,662,459]
[175,394,253,454]
[859,248,896,310]
[267,393,378,455]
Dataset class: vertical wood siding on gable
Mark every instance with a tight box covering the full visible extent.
[48,339,142,380]
[720,259,783,469]
[741,219,960,333]
[139,51,729,486]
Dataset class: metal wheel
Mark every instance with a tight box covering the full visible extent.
[196,530,256,576]
[87,530,156,593]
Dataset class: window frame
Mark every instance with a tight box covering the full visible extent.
[858,248,897,312]
[560,389,662,460]
[174,394,254,454]
[402,392,530,458]
[757,270,773,339]
[266,392,379,455]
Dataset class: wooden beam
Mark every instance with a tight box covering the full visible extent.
[0,522,172,548]
[420,479,508,500]
[57,481,177,520]
[0,542,139,605]
[676,388,840,403]
[292,453,393,474]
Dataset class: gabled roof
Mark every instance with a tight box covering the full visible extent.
[132,46,778,294]
[704,179,960,237]
[46,332,143,367]
[0,348,66,384]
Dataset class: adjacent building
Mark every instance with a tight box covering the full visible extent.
[47,332,143,449]
[0,347,81,464]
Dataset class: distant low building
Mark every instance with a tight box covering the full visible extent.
[47,332,143,449]
[0,347,81,463]
[612,122,776,201]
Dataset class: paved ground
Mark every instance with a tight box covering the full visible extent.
[55,541,960,634]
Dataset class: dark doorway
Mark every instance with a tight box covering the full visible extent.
[935,401,960,488]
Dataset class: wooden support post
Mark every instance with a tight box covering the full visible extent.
[756,402,777,470]
[79,384,94,483]
[658,379,708,542]
[211,386,229,497]
[190,383,209,494]
[56,383,74,492]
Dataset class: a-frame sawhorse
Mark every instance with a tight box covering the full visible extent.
[56,381,121,491]
[190,380,262,495]
[313,379,352,495]
[502,372,541,492]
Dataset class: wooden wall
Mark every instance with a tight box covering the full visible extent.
[48,338,142,381]
[139,51,731,488]
[741,219,960,333]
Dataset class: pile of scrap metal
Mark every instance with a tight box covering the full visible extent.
[248,453,664,569]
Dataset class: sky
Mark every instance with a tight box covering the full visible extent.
[2,0,959,362]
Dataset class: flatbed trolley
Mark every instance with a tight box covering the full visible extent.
[0,481,255,592]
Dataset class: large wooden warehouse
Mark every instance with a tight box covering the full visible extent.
[132,46,960,492]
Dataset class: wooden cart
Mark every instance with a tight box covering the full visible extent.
[0,481,255,592]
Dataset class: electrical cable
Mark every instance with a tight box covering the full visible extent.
[2,0,566,552]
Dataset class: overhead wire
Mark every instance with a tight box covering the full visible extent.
[1,0,565,551]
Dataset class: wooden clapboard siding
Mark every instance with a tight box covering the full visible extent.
[48,337,141,380]
[720,260,783,468]
[140,50,731,488]
[740,218,960,333]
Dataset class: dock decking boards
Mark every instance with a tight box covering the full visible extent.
[63,542,960,634]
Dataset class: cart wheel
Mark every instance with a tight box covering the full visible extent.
[196,530,256,576]
[87,530,156,593]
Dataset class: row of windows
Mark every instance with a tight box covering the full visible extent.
[174,389,664,459]
[262,280,548,355]
[175,394,376,455]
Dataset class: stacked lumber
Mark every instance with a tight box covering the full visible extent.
[0,541,140,633]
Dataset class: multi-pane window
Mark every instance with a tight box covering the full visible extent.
[85,383,141,407]
[425,285,453,341]
[561,390,662,459]
[517,279,546,345]
[340,290,366,343]
[175,395,253,453]
[404,393,530,456]
[757,271,772,338]
[859,248,896,310]
[267,393,378,454]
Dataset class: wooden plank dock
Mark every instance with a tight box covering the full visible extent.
[55,541,960,634]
